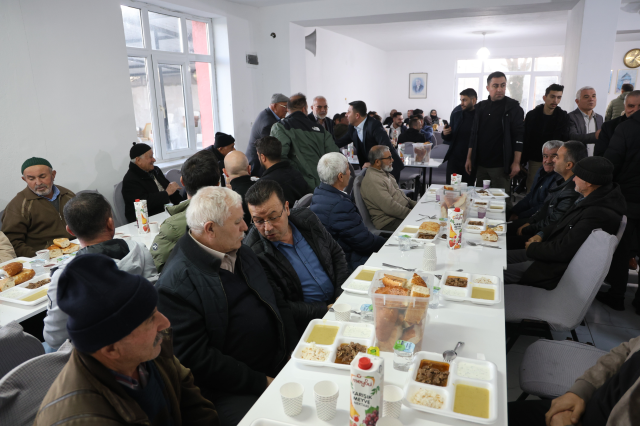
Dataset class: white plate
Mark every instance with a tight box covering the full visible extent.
[341,265,385,295]
[403,351,499,424]
[0,274,51,306]
[464,218,487,234]
[397,220,444,243]
[292,319,375,370]
[439,271,502,306]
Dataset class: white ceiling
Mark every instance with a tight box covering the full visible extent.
[224,0,318,6]
[322,11,569,51]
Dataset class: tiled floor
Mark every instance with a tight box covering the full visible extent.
[506,279,640,403]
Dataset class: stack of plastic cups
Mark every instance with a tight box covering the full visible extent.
[422,243,437,271]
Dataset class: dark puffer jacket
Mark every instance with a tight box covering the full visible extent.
[510,168,559,219]
[310,183,386,271]
[524,175,580,233]
[520,182,626,289]
[122,162,183,223]
[244,208,349,335]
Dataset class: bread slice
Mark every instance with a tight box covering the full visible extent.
[0,277,15,292]
[419,222,440,235]
[411,273,427,287]
[410,285,430,298]
[481,229,499,242]
[62,243,80,254]
[53,238,70,248]
[13,269,35,285]
[2,262,23,277]
[48,246,63,258]
[382,274,408,288]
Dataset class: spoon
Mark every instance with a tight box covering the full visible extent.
[382,263,416,271]
[466,241,501,249]
[443,341,464,363]
[329,307,361,315]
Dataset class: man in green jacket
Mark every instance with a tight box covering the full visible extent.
[270,93,338,189]
[151,150,221,272]
[605,83,634,121]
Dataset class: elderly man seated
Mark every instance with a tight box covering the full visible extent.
[122,143,183,223]
[151,149,220,273]
[44,192,157,351]
[157,186,296,426]
[361,145,417,231]
[244,180,349,335]
[507,141,587,249]
[504,157,625,289]
[34,254,217,426]
[2,157,75,257]
[310,153,386,270]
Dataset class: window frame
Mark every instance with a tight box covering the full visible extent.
[121,1,219,161]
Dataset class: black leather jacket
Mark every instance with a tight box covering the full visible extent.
[527,175,580,233]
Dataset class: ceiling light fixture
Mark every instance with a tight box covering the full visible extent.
[477,32,490,60]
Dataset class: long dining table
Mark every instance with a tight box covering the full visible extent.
[237,186,508,426]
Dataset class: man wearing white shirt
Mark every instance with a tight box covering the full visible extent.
[568,86,603,147]
[384,112,407,146]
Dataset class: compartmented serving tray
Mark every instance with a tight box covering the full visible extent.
[439,271,502,306]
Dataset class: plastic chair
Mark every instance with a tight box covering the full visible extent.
[352,171,389,237]
[293,193,313,209]
[0,322,44,379]
[112,181,128,227]
[166,169,183,187]
[345,163,356,196]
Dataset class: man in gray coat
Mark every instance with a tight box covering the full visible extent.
[567,86,603,146]
[246,93,289,177]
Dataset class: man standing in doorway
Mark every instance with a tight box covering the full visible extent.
[442,88,477,185]
[466,71,525,206]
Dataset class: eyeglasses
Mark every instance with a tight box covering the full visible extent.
[381,156,393,161]
[251,206,285,227]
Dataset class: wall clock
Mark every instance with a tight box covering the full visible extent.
[624,48,640,68]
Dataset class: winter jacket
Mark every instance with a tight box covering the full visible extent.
[310,183,386,271]
[335,117,404,182]
[244,208,349,335]
[398,128,427,144]
[442,108,475,163]
[307,112,335,139]
[604,110,640,219]
[469,96,525,175]
[522,104,570,163]
[270,111,339,189]
[568,108,603,144]
[204,146,226,187]
[360,167,417,230]
[156,237,296,397]
[510,169,559,219]
[594,114,626,157]
[228,175,255,226]
[569,335,640,426]
[122,162,183,223]
[247,107,280,177]
[521,175,579,233]
[151,200,189,273]
[1,185,75,257]
[34,333,218,426]
[43,239,157,350]
[520,182,626,289]
[260,160,312,208]
[0,232,16,263]
[605,92,626,122]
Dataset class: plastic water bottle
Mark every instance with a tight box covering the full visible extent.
[429,286,440,309]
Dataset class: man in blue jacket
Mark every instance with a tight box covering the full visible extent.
[310,153,386,271]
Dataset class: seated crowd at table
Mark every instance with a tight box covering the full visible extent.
[1,72,640,426]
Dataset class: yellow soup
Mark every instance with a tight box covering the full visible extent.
[306,325,339,345]
[453,384,490,418]
[471,287,495,301]
[355,270,376,281]
[21,288,48,302]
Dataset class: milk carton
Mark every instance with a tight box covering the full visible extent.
[350,353,384,426]
[451,173,461,185]
[448,207,463,250]
[134,199,150,234]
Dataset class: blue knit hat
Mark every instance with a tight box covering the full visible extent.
[57,254,158,353]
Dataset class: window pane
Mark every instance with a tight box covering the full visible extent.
[457,59,482,73]
[534,76,559,107]
[187,20,209,55]
[484,58,532,73]
[456,77,479,105]
[190,62,214,149]
[157,64,188,151]
[506,75,531,111]
[535,57,563,71]
[121,6,144,48]
[149,12,183,52]
[127,57,153,145]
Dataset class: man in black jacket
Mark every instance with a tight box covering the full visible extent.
[508,141,586,250]
[122,143,183,223]
[308,95,334,139]
[522,83,570,192]
[597,106,640,312]
[594,90,640,157]
[504,157,625,290]
[336,100,404,182]
[244,180,349,336]
[442,88,477,185]
[246,93,289,177]
[204,132,236,187]
[223,151,254,226]
[398,118,426,145]
[255,136,312,207]
[466,72,525,205]
[156,186,296,426]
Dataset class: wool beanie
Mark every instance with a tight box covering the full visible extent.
[57,254,158,353]
[21,157,53,174]
[572,156,614,186]
[214,132,235,149]
[130,142,152,159]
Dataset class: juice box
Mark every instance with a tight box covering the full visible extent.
[134,199,150,234]
[350,353,384,426]
[448,207,463,250]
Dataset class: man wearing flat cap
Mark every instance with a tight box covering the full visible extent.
[1,157,75,257]
[34,254,218,426]
[504,156,626,290]
[205,131,236,187]
[246,93,289,177]
[122,143,183,223]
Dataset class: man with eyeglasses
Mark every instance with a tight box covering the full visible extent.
[244,180,350,337]
[360,145,416,231]
[246,93,289,177]
[308,96,334,140]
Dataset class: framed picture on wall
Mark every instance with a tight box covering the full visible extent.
[616,69,637,93]
[409,73,428,99]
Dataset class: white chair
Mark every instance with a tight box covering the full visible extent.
[0,322,44,379]
[352,171,390,237]
[112,181,128,227]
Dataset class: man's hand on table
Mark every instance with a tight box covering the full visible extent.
[266,376,275,388]
[545,392,585,426]
[166,182,180,195]
[517,223,530,236]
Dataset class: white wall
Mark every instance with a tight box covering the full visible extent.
[605,40,640,108]
[305,28,387,117]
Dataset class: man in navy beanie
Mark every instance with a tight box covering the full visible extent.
[205,132,236,187]
[34,254,218,426]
